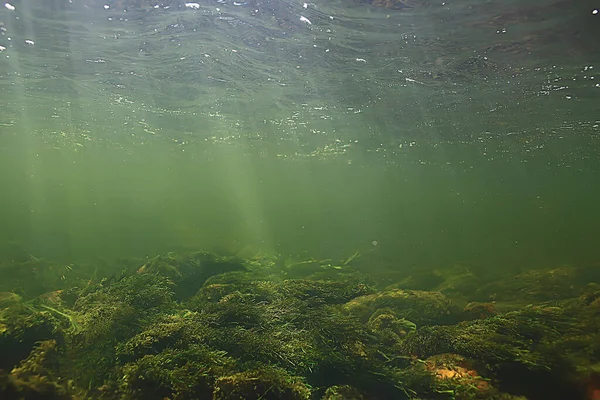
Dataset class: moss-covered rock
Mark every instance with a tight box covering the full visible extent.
[1,249,599,400]
[0,340,78,400]
[0,305,61,371]
[343,288,461,327]
[0,292,22,309]
[398,303,594,399]
[137,251,247,300]
[472,265,600,303]
[322,385,364,399]
[115,345,235,400]
[213,367,311,400]
[57,273,178,391]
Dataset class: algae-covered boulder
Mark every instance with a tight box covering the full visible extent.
[213,367,311,400]
[322,385,364,399]
[396,353,528,400]
[423,353,497,399]
[0,292,21,309]
[187,278,375,376]
[137,251,247,300]
[473,265,600,302]
[397,303,594,399]
[343,288,461,327]
[115,310,212,363]
[0,305,61,371]
[116,345,236,400]
[0,339,77,400]
[56,273,178,390]
[461,301,499,320]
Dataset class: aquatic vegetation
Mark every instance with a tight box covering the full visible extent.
[213,367,311,400]
[461,301,499,320]
[116,344,235,400]
[322,385,365,400]
[398,301,599,399]
[343,288,462,326]
[0,250,598,399]
[136,251,247,300]
[0,292,21,309]
[472,265,600,303]
[37,304,83,335]
[0,304,61,372]
[0,339,80,400]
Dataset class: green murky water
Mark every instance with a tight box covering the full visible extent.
[0,0,597,267]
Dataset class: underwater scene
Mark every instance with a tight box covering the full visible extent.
[1,0,599,399]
